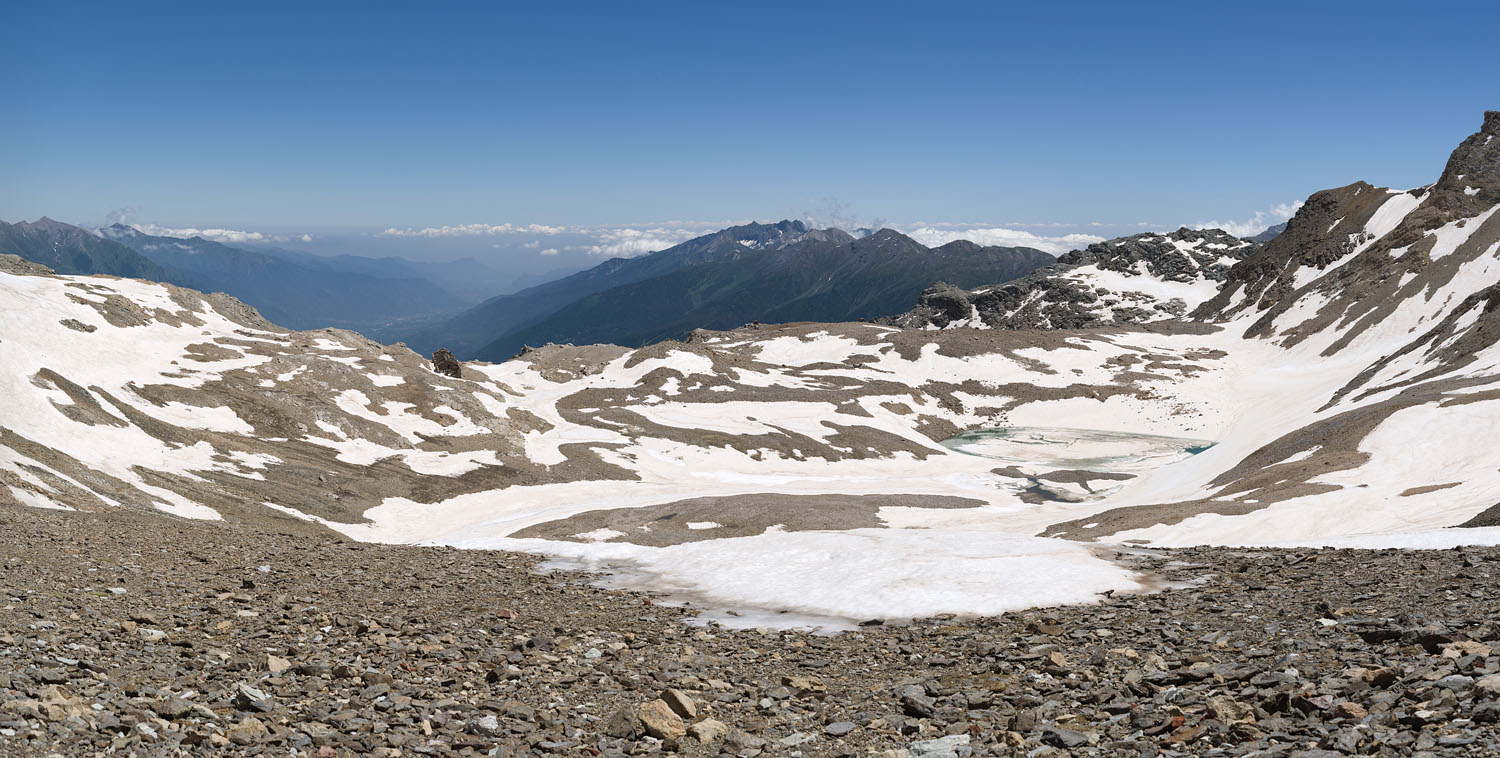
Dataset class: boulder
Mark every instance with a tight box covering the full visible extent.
[637,698,686,740]
[431,348,463,378]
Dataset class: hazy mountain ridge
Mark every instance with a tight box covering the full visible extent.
[470,227,1055,360]
[249,244,513,302]
[96,224,463,334]
[0,218,491,338]
[397,220,821,356]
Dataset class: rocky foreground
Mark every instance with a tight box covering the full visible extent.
[2,505,1498,758]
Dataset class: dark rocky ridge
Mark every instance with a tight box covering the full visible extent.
[1197,111,1500,350]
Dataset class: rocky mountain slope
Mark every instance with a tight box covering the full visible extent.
[402,221,1053,359]
[886,227,1255,330]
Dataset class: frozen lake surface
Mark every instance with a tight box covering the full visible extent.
[941,426,1217,474]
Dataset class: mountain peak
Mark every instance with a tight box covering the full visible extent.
[712,219,808,251]
[28,216,71,230]
[1430,109,1500,210]
[797,228,855,245]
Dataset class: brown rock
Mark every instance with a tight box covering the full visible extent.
[1207,695,1255,725]
[687,718,728,743]
[638,698,687,740]
[1442,640,1493,658]
[783,674,827,695]
[661,688,697,720]
[1333,702,1368,720]
[227,716,269,745]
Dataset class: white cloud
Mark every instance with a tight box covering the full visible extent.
[378,222,568,238]
[521,240,541,249]
[128,223,272,244]
[539,247,559,256]
[584,227,700,257]
[1193,201,1304,238]
[899,226,1106,255]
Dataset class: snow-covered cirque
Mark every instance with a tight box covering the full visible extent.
[4,112,1500,630]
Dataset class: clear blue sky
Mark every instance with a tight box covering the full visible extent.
[4,0,1497,242]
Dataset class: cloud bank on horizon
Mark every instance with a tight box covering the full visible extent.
[102,198,1304,262]
[124,222,315,245]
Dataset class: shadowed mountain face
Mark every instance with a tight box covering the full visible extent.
[397,220,818,356]
[403,220,1054,359]
[0,218,176,282]
[470,228,1054,360]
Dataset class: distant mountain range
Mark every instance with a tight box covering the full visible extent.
[12,215,1302,360]
[1249,222,1288,243]
[0,218,509,337]
[401,220,1056,360]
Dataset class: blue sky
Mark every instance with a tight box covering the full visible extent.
[3,1,1497,268]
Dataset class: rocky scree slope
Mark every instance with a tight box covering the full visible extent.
[4,504,1500,757]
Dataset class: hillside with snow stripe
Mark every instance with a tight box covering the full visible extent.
[5,111,1500,628]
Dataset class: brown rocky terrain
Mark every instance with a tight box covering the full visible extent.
[4,503,1500,757]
